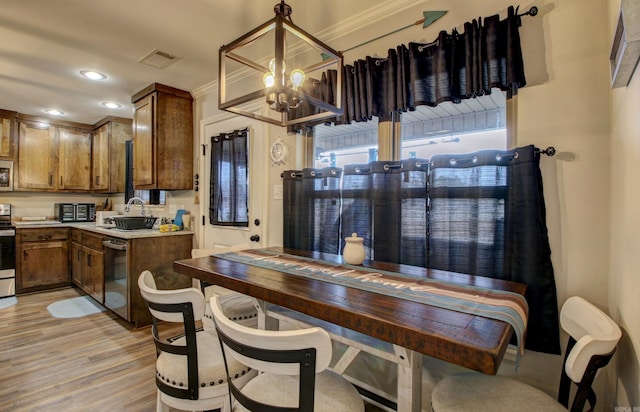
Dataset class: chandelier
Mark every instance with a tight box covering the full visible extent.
[218,1,343,127]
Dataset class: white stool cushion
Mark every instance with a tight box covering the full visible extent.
[431,373,566,412]
[203,293,258,331]
[156,330,252,399]
[233,369,364,412]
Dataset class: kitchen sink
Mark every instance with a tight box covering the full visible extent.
[112,216,157,230]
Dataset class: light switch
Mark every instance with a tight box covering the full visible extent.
[274,184,283,200]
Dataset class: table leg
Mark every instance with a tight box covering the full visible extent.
[256,299,279,330]
[393,346,422,412]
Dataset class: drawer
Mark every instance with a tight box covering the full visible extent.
[20,228,69,242]
[81,232,104,250]
[71,229,82,243]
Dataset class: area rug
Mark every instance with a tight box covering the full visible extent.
[47,296,106,318]
[0,296,18,310]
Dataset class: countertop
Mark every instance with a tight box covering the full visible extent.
[12,220,193,239]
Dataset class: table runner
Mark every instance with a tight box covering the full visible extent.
[214,249,528,359]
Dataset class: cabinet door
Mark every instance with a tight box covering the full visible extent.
[0,116,15,158]
[108,121,130,193]
[19,241,69,289]
[58,127,91,191]
[71,242,83,286]
[85,248,104,303]
[17,122,57,190]
[133,94,155,188]
[92,124,110,191]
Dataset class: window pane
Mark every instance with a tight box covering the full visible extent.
[313,117,379,168]
[401,90,507,159]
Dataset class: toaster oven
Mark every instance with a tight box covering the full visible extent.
[54,203,96,222]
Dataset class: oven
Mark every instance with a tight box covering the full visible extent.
[0,204,16,299]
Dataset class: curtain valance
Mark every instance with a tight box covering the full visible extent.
[290,6,526,131]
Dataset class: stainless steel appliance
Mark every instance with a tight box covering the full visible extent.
[54,203,96,222]
[0,204,16,299]
[0,160,13,192]
[103,238,128,319]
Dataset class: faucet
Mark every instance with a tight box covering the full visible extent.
[125,197,146,216]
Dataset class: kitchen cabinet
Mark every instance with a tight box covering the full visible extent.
[71,229,104,303]
[128,233,193,327]
[16,227,70,293]
[16,117,92,192]
[16,121,57,190]
[132,83,193,190]
[0,109,17,159]
[58,126,91,191]
[92,117,131,193]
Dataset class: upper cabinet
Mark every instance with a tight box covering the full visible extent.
[16,118,92,192]
[17,121,58,191]
[0,109,17,159]
[92,117,132,193]
[58,126,92,191]
[132,83,193,190]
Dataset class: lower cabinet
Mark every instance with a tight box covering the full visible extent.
[71,229,104,304]
[16,228,70,293]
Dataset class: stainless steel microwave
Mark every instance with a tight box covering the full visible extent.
[54,203,96,222]
[0,160,13,192]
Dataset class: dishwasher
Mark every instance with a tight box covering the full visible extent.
[103,238,129,320]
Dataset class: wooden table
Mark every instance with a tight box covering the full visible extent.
[174,247,527,412]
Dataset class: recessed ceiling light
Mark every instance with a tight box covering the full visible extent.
[80,70,107,80]
[102,101,122,109]
[45,109,64,116]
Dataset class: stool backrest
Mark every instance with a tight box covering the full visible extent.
[211,295,332,411]
[137,270,207,401]
[558,296,622,411]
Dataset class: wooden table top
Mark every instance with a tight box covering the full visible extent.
[174,247,527,374]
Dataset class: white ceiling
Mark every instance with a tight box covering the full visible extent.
[0,0,519,125]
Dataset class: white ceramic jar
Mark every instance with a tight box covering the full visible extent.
[343,233,365,265]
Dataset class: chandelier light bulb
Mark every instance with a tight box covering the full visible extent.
[263,72,275,88]
[290,69,306,88]
[268,58,285,74]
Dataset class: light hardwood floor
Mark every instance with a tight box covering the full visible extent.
[0,287,383,412]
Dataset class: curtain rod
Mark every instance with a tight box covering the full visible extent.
[342,6,538,54]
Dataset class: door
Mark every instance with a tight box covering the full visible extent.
[201,116,267,249]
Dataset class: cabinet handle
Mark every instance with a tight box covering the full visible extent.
[60,176,62,186]
[87,253,92,267]
[77,250,82,261]
[49,173,53,187]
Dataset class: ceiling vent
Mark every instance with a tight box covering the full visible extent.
[138,48,181,69]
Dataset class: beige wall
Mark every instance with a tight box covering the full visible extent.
[608,0,640,407]
[193,0,639,408]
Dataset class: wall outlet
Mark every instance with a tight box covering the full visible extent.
[274,184,283,200]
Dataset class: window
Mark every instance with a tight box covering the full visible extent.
[312,90,506,167]
[209,129,249,226]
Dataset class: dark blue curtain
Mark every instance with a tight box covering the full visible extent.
[282,146,560,355]
[282,167,342,254]
[429,145,559,354]
[209,129,248,227]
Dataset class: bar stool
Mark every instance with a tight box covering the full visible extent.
[430,296,622,412]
